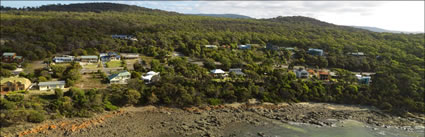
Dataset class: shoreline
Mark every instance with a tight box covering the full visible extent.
[2,102,424,137]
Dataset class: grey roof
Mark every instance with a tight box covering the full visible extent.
[38,81,66,86]
[80,56,98,59]
[108,71,131,80]
[2,52,16,56]
[229,68,245,75]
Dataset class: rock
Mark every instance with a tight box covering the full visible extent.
[257,132,265,137]
[372,128,378,131]
[414,125,425,130]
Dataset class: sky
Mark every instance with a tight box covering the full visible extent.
[1,1,424,32]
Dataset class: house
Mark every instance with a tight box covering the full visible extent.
[318,71,330,80]
[53,55,74,63]
[307,48,324,56]
[229,68,245,76]
[293,66,305,70]
[294,68,308,78]
[307,69,316,77]
[285,47,295,51]
[0,77,31,93]
[120,53,140,59]
[356,74,371,85]
[266,44,283,50]
[108,71,131,84]
[100,52,120,61]
[111,34,138,41]
[78,55,99,63]
[2,52,24,63]
[38,81,65,91]
[204,45,218,49]
[210,69,226,77]
[142,71,160,84]
[330,71,339,79]
[12,68,24,75]
[348,52,365,56]
[238,44,251,50]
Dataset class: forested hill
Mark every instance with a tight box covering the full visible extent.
[1,3,177,15]
[1,3,424,114]
[188,14,253,19]
[265,16,334,27]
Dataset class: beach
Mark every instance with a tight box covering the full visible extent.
[3,102,424,137]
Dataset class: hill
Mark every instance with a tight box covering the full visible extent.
[188,14,253,19]
[0,2,423,121]
[351,26,424,34]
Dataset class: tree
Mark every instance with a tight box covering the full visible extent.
[124,89,141,105]
[147,92,159,104]
[54,88,64,99]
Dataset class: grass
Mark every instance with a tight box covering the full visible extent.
[52,63,71,67]
[106,60,122,68]
[24,61,46,73]
[84,63,99,69]
[124,59,139,70]
[74,74,107,89]
[140,55,154,64]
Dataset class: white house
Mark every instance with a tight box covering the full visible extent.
[38,81,66,91]
[229,68,245,76]
[108,71,131,84]
[210,69,227,77]
[142,71,160,84]
[53,55,75,63]
[120,53,140,59]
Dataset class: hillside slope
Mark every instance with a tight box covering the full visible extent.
[0,3,424,115]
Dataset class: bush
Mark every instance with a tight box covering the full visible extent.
[104,101,118,111]
[54,89,64,99]
[27,111,45,123]
[207,98,222,105]
[5,94,24,102]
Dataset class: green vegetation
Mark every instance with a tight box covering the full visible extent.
[106,61,122,68]
[0,3,424,127]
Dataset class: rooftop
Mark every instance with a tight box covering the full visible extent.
[210,69,225,74]
[38,81,66,86]
[2,52,16,56]
[142,71,160,80]
[80,56,98,59]
[1,77,31,85]
[108,71,131,80]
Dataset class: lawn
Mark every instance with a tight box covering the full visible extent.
[140,55,154,64]
[74,74,107,89]
[124,59,139,70]
[84,63,99,69]
[24,61,47,73]
[106,60,122,68]
[51,63,71,68]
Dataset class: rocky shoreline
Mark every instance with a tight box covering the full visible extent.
[2,101,424,137]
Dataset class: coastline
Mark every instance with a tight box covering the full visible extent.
[2,102,424,137]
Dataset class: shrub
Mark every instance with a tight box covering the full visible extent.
[207,98,222,105]
[27,111,45,123]
[104,101,118,111]
[5,94,24,102]
[54,88,64,99]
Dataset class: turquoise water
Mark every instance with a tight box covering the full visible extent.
[224,120,424,137]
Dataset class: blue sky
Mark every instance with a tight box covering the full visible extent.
[2,1,424,32]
